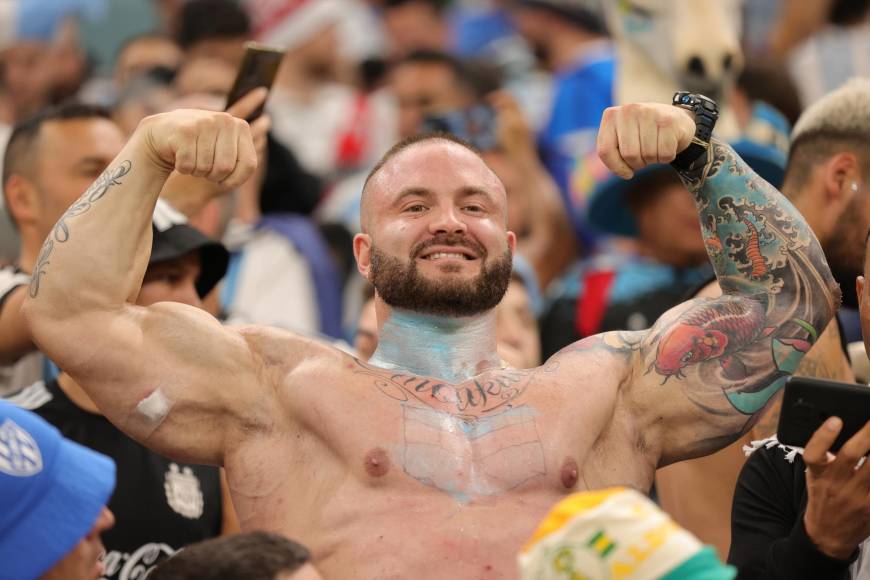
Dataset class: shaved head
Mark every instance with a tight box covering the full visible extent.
[360,132,505,232]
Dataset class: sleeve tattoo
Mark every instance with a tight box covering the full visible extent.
[640,141,840,416]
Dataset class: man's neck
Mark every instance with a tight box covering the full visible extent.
[369,308,503,384]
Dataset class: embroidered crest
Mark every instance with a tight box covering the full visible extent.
[164,463,204,519]
[0,419,43,477]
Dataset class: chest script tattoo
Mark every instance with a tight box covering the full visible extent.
[353,360,560,500]
[353,359,558,421]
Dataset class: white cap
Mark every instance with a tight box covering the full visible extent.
[252,0,342,51]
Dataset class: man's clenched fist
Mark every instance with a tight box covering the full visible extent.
[140,109,258,189]
[597,103,696,179]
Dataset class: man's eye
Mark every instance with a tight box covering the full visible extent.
[406,204,426,213]
[464,205,484,213]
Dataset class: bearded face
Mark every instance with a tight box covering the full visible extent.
[369,233,513,317]
[826,191,870,307]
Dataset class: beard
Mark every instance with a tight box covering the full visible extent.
[825,196,867,308]
[369,234,513,317]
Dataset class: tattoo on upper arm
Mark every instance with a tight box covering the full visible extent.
[30,161,132,298]
[640,141,839,417]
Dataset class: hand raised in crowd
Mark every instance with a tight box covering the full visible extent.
[160,88,271,217]
[803,418,870,560]
[597,102,696,179]
[141,105,258,190]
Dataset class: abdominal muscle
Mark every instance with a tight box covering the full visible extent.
[297,480,574,580]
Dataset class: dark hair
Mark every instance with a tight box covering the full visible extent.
[736,59,802,127]
[2,103,112,227]
[513,0,608,35]
[148,532,311,580]
[383,0,448,13]
[393,49,468,85]
[829,0,870,25]
[176,0,251,49]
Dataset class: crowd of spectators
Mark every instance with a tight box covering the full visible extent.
[0,0,868,578]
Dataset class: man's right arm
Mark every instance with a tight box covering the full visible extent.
[22,109,290,465]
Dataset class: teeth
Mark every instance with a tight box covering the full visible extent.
[426,252,468,260]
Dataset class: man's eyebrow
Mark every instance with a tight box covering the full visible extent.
[392,187,434,205]
[457,186,493,199]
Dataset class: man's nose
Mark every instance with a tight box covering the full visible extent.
[92,507,115,535]
[428,207,467,235]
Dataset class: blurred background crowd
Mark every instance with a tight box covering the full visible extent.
[0,0,869,578]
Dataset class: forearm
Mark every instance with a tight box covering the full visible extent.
[681,139,837,310]
[25,125,170,326]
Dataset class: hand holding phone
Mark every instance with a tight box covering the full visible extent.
[802,418,870,559]
[225,42,284,122]
[777,376,870,452]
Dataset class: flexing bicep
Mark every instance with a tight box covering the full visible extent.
[630,289,833,464]
[31,301,277,464]
[626,140,840,465]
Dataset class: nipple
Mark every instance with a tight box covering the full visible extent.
[365,448,391,478]
[560,457,579,489]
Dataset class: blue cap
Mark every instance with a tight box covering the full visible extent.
[0,400,115,580]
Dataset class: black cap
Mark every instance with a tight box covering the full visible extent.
[150,223,229,298]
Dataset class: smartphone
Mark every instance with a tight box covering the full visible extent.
[777,376,870,452]
[225,42,285,121]
[421,105,498,151]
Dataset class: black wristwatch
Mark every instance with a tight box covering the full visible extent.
[671,92,719,171]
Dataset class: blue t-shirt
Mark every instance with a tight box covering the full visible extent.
[539,43,614,244]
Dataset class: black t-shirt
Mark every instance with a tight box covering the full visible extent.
[29,379,224,579]
[729,443,864,579]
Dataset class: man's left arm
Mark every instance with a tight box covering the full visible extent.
[598,103,841,466]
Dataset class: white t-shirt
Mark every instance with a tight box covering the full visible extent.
[222,222,320,335]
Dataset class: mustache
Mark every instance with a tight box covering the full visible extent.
[410,234,487,259]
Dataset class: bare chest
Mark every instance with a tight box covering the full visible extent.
[280,359,645,500]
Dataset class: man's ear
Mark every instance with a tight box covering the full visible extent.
[858,276,865,310]
[353,233,373,279]
[507,230,518,255]
[3,174,41,227]
[822,152,861,206]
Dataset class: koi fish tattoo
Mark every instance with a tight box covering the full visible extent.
[639,140,839,416]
